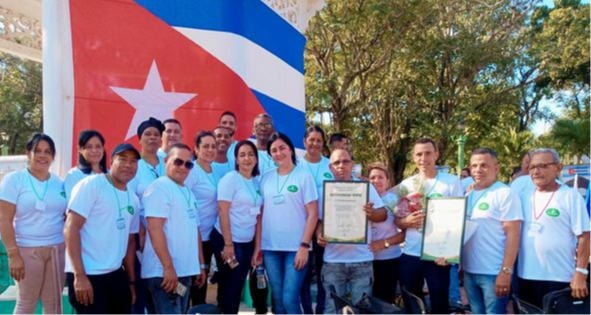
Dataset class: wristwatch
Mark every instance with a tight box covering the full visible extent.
[501,267,513,275]
[200,263,208,270]
[575,267,589,276]
[384,240,390,249]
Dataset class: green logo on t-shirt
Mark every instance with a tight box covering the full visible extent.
[127,206,135,215]
[546,208,560,218]
[323,172,333,179]
[257,190,262,196]
[478,203,490,211]
[60,191,66,198]
[287,185,298,193]
[428,193,443,198]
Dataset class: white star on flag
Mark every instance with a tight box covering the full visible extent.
[110,60,198,140]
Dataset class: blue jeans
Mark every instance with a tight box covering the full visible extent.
[464,272,508,314]
[322,261,373,314]
[449,264,462,305]
[145,276,192,314]
[263,250,308,314]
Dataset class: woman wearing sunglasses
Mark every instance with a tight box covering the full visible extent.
[186,130,219,305]
[63,130,108,201]
[259,132,318,314]
[209,140,263,314]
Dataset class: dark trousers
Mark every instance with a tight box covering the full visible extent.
[66,268,131,314]
[249,267,270,314]
[517,277,570,309]
[313,241,326,314]
[211,229,254,314]
[399,254,450,314]
[190,240,213,305]
[373,257,401,303]
[132,234,155,314]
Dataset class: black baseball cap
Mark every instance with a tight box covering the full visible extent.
[111,143,141,160]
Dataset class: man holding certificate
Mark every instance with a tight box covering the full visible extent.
[463,148,522,314]
[316,149,387,314]
[396,138,463,314]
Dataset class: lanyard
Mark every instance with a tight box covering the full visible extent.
[532,184,560,221]
[305,158,322,185]
[175,180,192,208]
[27,169,49,201]
[240,175,259,206]
[467,182,496,217]
[276,167,295,195]
[197,163,217,188]
[425,172,440,196]
[106,174,130,218]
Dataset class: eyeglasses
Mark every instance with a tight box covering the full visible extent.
[331,159,352,167]
[255,122,272,130]
[529,162,558,172]
[173,158,194,170]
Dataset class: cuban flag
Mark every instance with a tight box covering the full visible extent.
[43,0,309,175]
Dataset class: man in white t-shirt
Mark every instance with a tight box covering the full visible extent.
[212,126,234,180]
[219,111,238,160]
[396,138,463,314]
[64,143,141,314]
[252,113,276,174]
[316,149,387,314]
[517,148,590,308]
[157,118,183,159]
[462,148,522,314]
[142,143,206,314]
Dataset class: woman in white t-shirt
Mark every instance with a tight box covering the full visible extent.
[298,125,333,314]
[211,140,263,314]
[63,130,108,201]
[187,130,219,305]
[0,133,67,314]
[260,132,318,314]
[367,162,405,303]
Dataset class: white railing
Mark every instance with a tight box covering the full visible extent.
[0,156,27,182]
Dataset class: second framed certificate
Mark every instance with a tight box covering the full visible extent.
[421,197,467,264]
[322,181,369,244]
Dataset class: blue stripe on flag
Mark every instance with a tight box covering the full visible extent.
[251,90,305,149]
[135,0,306,73]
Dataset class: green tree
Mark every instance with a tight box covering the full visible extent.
[0,53,43,154]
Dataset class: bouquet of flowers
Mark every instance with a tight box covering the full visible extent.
[391,175,427,218]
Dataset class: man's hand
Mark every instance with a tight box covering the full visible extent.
[570,272,589,299]
[74,274,94,306]
[404,211,426,229]
[495,272,511,297]
[434,257,450,267]
[161,267,178,293]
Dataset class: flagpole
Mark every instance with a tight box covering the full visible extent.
[43,0,75,177]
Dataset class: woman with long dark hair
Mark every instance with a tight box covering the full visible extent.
[63,130,107,201]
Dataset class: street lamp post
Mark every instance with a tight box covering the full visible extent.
[0,133,9,156]
[456,120,467,175]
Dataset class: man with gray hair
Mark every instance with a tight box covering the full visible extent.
[517,148,590,309]
[462,148,522,314]
[252,113,276,174]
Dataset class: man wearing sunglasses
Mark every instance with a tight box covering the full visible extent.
[517,148,590,309]
[141,143,207,314]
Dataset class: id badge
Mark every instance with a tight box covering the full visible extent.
[529,222,543,233]
[273,194,285,205]
[187,208,196,219]
[250,207,260,216]
[116,218,126,230]
[35,200,46,212]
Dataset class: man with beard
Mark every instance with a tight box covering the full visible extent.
[212,126,234,180]
[219,111,238,163]
[252,114,276,174]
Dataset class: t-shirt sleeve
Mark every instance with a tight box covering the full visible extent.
[301,172,318,205]
[450,177,464,197]
[143,182,170,219]
[369,184,385,209]
[63,172,77,202]
[0,172,20,204]
[129,196,140,234]
[217,173,236,202]
[499,189,523,221]
[68,178,96,219]
[570,190,591,236]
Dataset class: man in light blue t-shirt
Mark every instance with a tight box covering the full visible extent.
[316,149,387,314]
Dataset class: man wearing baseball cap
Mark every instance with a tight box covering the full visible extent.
[64,143,141,314]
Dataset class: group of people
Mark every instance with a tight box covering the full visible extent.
[0,111,589,315]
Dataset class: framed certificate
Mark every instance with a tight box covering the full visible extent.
[322,181,369,244]
[420,197,467,264]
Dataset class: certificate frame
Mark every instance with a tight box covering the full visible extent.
[420,197,467,264]
[322,180,369,244]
